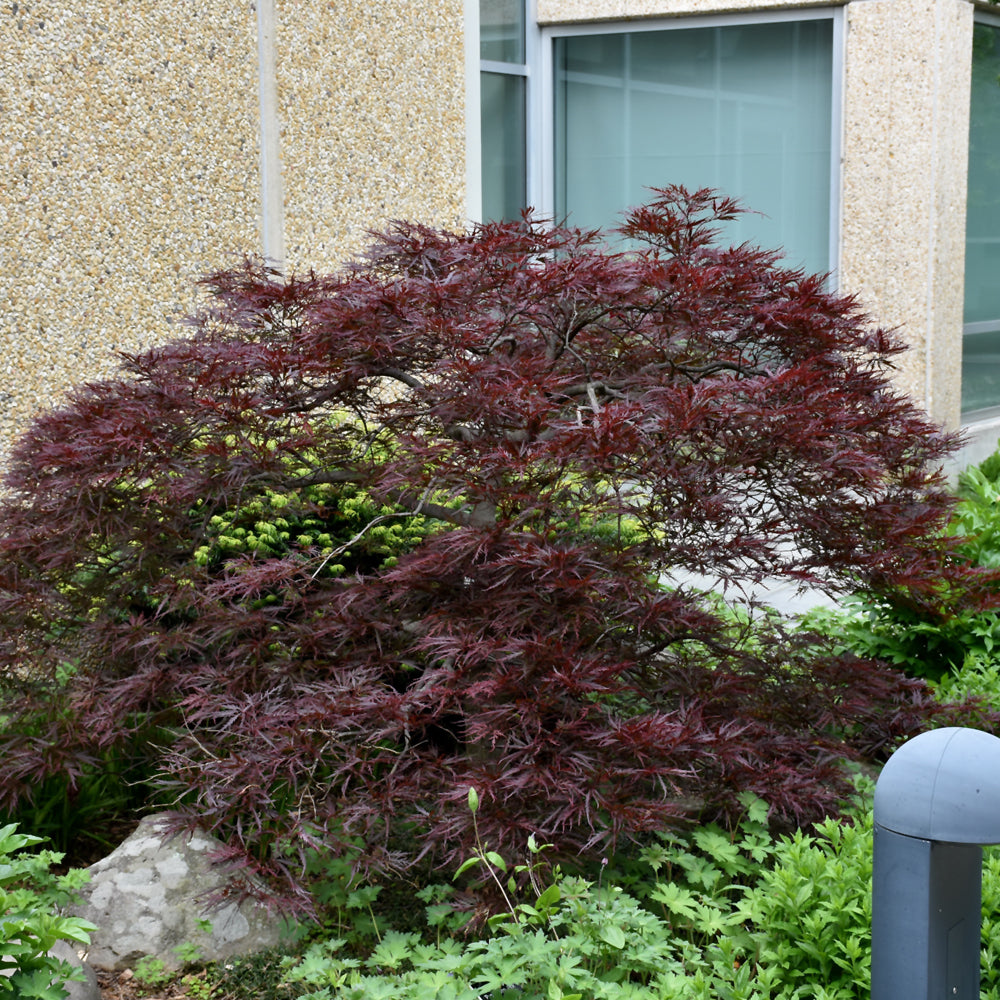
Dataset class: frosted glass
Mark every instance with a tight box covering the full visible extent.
[964,24,1000,328]
[962,23,1000,416]
[481,71,527,222]
[961,331,1000,415]
[480,0,524,63]
[554,20,834,275]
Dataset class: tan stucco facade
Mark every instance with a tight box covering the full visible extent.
[0,4,259,451]
[276,3,467,275]
[0,1,466,455]
[839,0,973,430]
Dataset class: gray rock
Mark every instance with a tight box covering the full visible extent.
[52,941,101,1000]
[68,814,292,971]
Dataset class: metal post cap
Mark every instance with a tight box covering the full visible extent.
[874,727,1000,844]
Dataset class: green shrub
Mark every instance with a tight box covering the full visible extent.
[739,812,873,998]
[800,595,1000,682]
[282,791,870,999]
[932,650,1000,712]
[0,823,96,999]
[192,477,437,578]
[950,458,1000,569]
[281,779,1000,1000]
[797,442,1000,683]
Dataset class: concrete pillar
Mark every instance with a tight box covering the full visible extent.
[840,0,974,429]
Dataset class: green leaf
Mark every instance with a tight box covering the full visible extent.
[599,923,626,949]
[536,884,561,909]
[649,882,699,921]
[486,912,517,932]
[453,857,481,879]
[8,968,69,1000]
[365,930,422,971]
[51,918,96,945]
[484,851,508,873]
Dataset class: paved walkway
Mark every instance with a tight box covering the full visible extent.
[665,569,840,619]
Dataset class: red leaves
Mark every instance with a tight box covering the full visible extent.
[0,187,993,897]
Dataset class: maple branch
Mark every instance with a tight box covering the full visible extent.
[375,367,426,391]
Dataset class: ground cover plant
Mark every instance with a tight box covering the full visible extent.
[0,186,995,903]
[277,780,1000,1000]
[0,823,95,999]
[282,788,875,1000]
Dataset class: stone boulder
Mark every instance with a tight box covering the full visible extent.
[68,814,293,971]
[53,940,101,1000]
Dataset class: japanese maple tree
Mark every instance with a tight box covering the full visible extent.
[0,188,992,895]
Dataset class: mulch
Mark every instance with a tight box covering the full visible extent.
[95,967,204,1000]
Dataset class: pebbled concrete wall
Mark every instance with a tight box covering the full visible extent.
[0,1,467,458]
[277,1,468,275]
[839,0,973,430]
[0,3,259,454]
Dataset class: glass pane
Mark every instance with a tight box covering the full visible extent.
[554,35,622,223]
[480,0,524,63]
[481,71,527,221]
[554,20,834,276]
[961,330,1000,415]
[965,25,1000,326]
[962,23,1000,415]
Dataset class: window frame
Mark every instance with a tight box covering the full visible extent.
[475,0,537,222]
[532,7,846,280]
[961,9,1000,422]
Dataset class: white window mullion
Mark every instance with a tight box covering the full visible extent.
[535,7,554,222]
[466,0,483,224]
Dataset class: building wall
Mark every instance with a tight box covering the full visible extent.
[0,0,467,457]
[0,3,258,452]
[277,2,468,275]
[839,0,972,430]
[0,0,984,459]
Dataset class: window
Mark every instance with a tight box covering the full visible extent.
[479,0,528,221]
[549,14,838,276]
[476,6,840,275]
[962,17,1000,419]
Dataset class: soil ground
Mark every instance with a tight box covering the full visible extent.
[96,967,199,999]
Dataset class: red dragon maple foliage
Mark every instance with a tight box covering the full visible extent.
[0,188,993,897]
